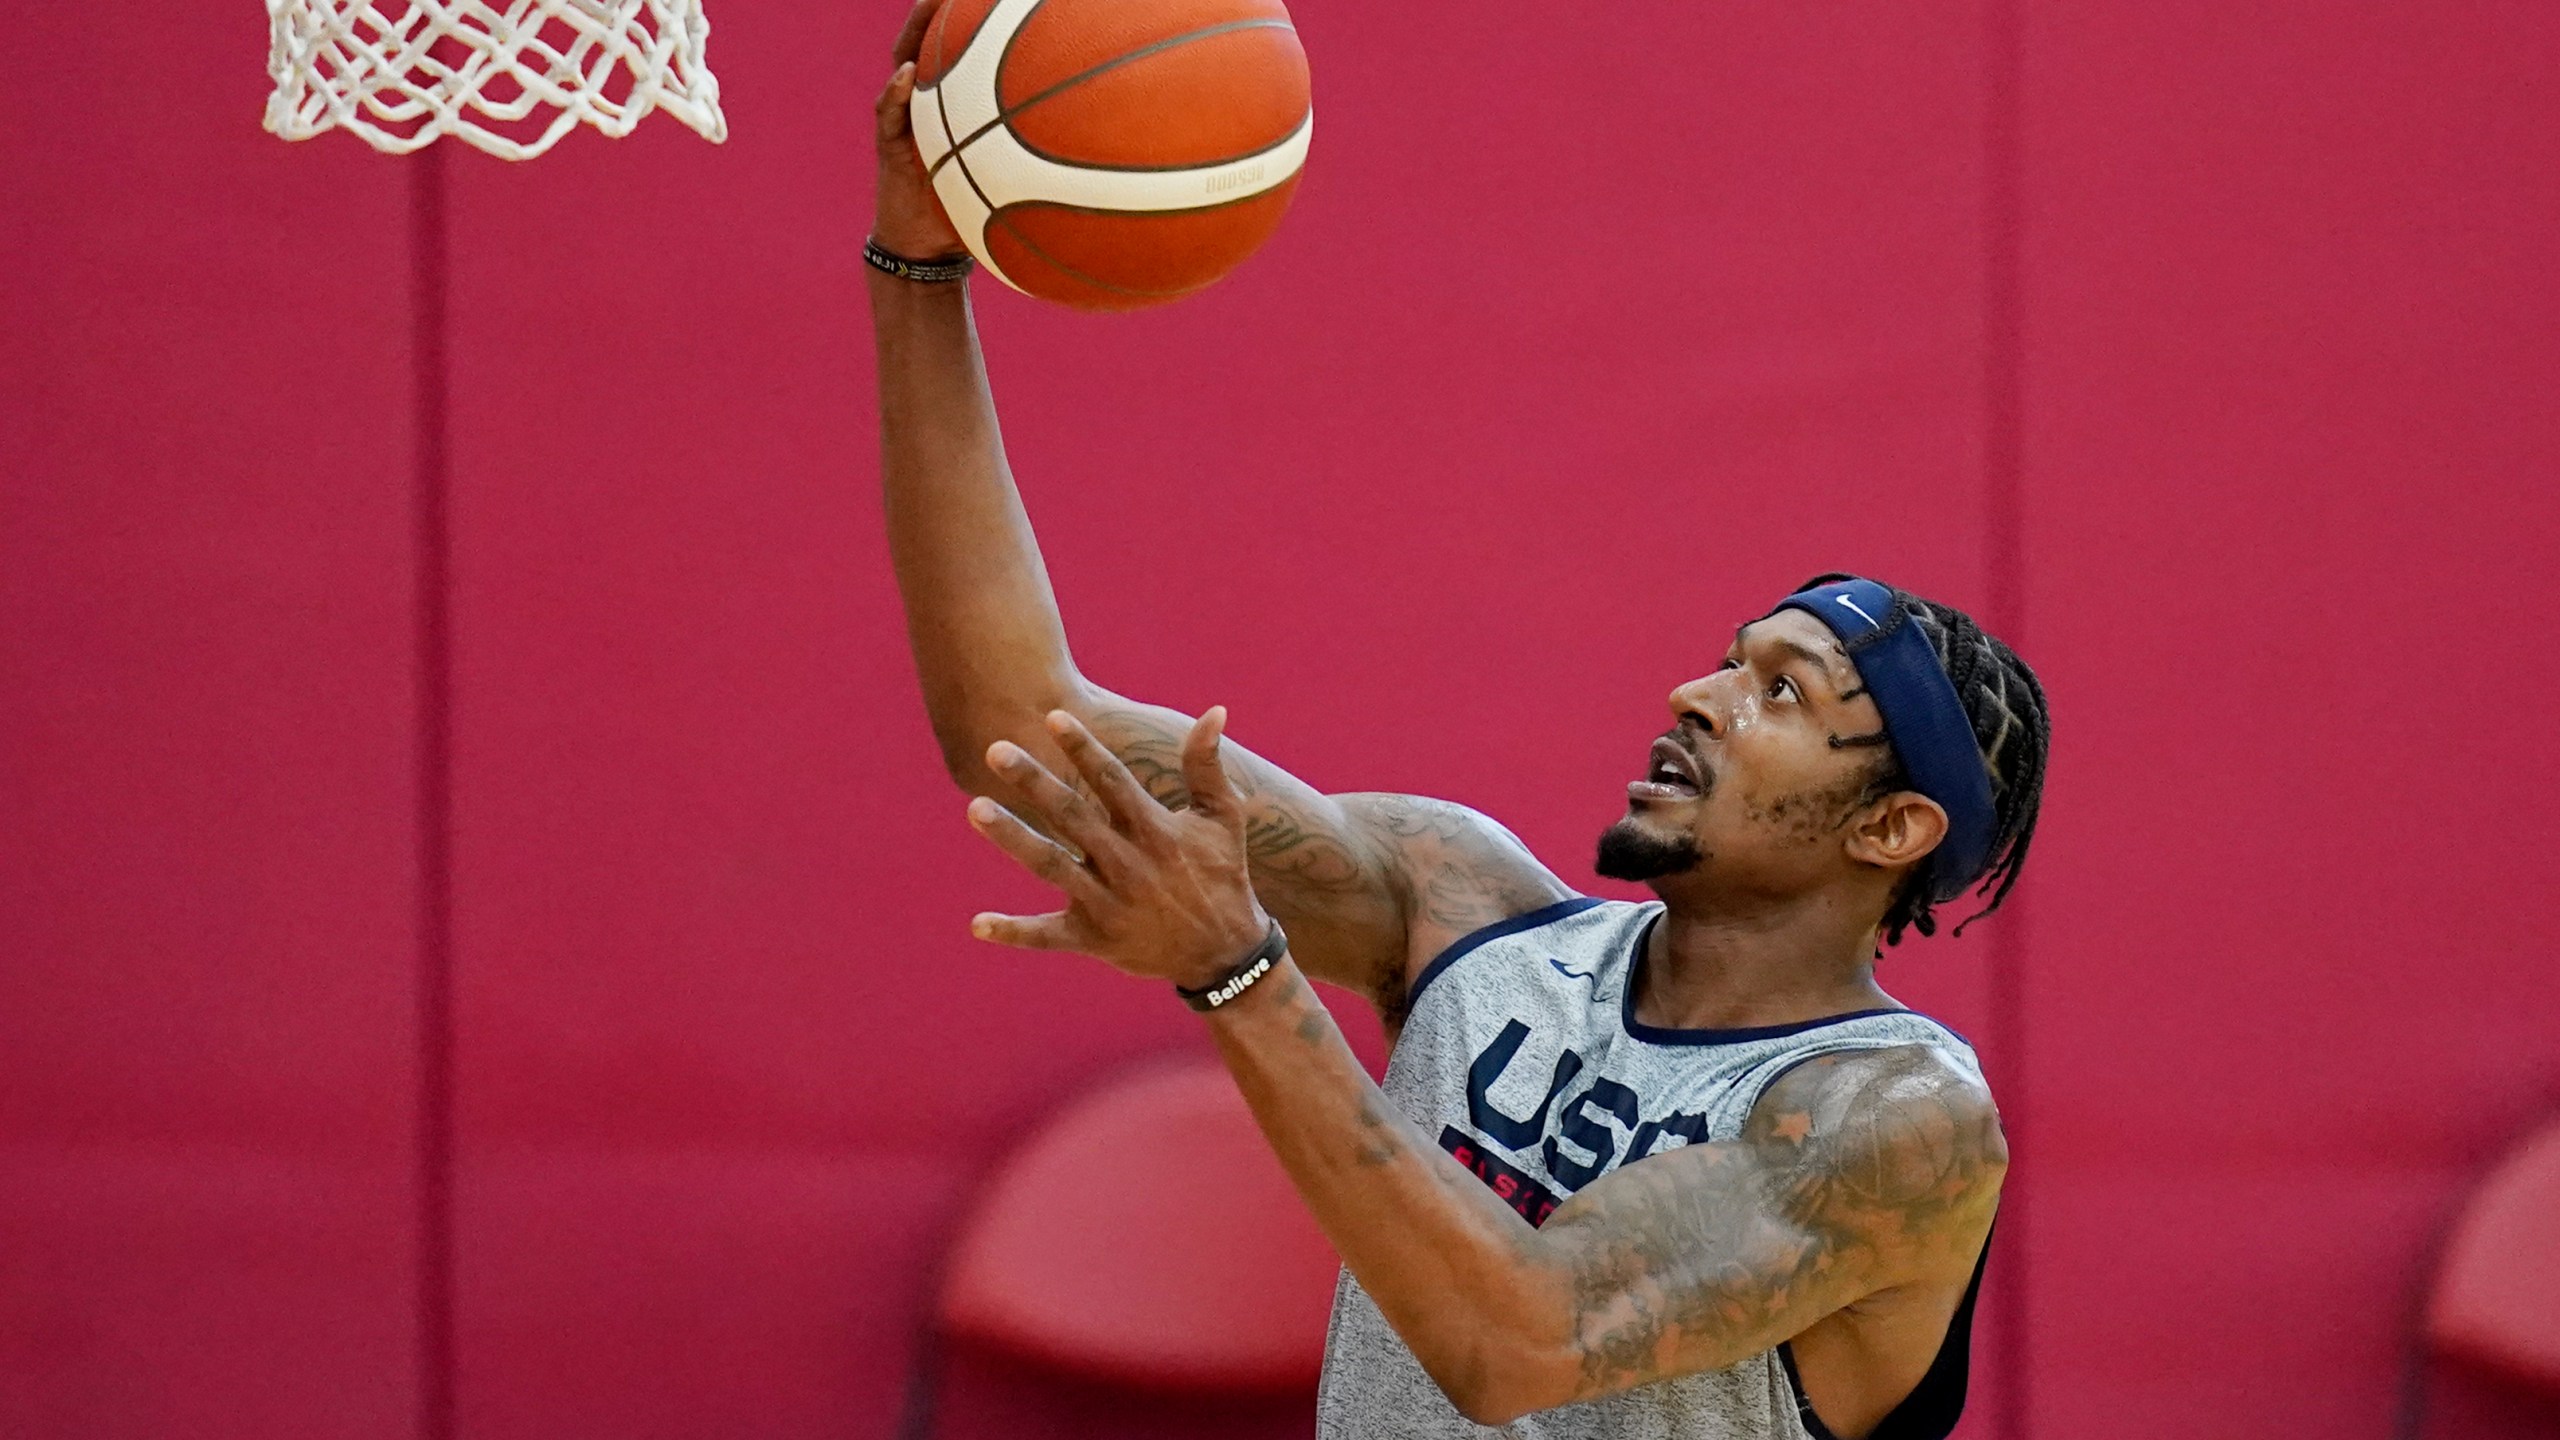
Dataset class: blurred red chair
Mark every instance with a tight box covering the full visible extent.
[2425,1114,2560,1396]
[905,1058,1344,1440]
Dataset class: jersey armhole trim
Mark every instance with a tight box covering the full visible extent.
[1405,896,1604,1009]
[1734,1018,1977,1120]
[1775,1343,1844,1440]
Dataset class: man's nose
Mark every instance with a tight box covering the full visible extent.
[1668,674,1726,736]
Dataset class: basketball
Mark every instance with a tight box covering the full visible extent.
[909,0,1312,310]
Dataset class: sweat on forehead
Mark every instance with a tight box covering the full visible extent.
[1730,613,1857,679]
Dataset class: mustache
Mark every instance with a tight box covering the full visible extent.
[1660,726,1716,793]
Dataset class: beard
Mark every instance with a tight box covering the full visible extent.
[1594,816,1705,881]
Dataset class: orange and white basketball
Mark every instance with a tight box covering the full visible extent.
[910,0,1312,310]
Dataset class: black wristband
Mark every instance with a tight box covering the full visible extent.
[1175,921,1288,1013]
[863,236,975,284]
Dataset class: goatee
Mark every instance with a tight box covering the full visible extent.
[1594,817,1704,881]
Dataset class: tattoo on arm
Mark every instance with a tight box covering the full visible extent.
[1076,699,1568,1011]
[1259,962,1406,1167]
[1079,699,1407,999]
[1354,796,1568,934]
[1089,702,1380,889]
[1540,1046,2007,1401]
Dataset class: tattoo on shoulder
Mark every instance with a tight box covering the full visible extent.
[1349,794,1567,934]
[1547,1045,2007,1400]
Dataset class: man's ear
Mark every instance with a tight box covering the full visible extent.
[1846,791,1948,872]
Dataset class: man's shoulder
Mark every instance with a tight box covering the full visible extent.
[1752,1038,1998,1130]
[1331,794,1581,972]
[1744,1039,2008,1226]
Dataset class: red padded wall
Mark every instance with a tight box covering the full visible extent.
[0,7,421,1435]
[437,8,990,1430]
[2017,6,2560,1434]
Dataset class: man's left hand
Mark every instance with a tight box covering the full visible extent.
[967,707,1274,990]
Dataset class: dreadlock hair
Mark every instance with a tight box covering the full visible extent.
[1796,574,2050,948]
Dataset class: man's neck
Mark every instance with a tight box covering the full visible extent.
[1634,892,1896,1032]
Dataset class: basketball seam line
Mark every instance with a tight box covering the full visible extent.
[929,3,1002,236]
[926,0,1052,230]
[928,0,1039,186]
[993,107,1311,177]
[986,174,1299,298]
[931,27,1009,284]
[986,174,1300,226]
[924,16,1298,184]
[990,211,1213,299]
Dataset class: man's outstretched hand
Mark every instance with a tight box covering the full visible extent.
[967,709,1276,992]
[873,0,969,261]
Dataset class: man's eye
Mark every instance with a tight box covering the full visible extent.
[1718,658,1740,671]
[1770,677,1797,701]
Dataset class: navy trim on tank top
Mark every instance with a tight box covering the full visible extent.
[1619,912,1926,1046]
[1405,896,1603,1008]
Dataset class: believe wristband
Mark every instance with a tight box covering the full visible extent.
[1175,921,1289,1013]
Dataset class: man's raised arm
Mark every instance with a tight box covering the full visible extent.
[864,2,1568,1008]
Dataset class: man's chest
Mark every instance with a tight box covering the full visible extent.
[1386,996,1751,1224]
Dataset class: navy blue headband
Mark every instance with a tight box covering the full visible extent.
[1773,578,1997,903]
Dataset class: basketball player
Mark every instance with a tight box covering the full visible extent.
[866,6,2048,1435]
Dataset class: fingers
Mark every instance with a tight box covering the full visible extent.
[876,61,916,144]
[1044,710,1162,831]
[969,909,1086,951]
[967,796,1108,906]
[891,0,938,66]
[879,0,936,143]
[1179,706,1246,824]
[984,738,1133,868]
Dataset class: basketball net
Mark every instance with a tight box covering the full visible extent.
[264,0,728,160]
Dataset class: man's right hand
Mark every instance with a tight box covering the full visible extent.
[864,2,1576,1015]
[873,0,970,262]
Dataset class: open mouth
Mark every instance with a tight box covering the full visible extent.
[1627,735,1705,802]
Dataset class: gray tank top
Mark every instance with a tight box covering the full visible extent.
[1315,897,1982,1440]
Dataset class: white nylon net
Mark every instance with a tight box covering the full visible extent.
[265,0,728,160]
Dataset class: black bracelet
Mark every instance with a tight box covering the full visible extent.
[863,236,975,284]
[1175,921,1289,1013]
